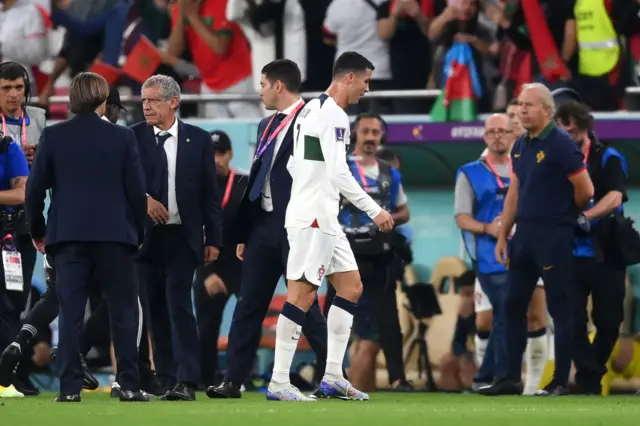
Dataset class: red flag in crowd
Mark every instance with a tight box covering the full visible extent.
[521,0,570,82]
[122,36,162,84]
[89,61,122,85]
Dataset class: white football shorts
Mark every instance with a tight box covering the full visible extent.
[286,227,358,286]
[474,277,544,312]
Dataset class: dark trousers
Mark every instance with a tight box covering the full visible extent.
[54,242,140,395]
[225,213,328,386]
[571,257,626,390]
[137,225,199,387]
[503,224,574,386]
[0,235,37,351]
[193,265,239,387]
[324,255,406,384]
[474,272,508,382]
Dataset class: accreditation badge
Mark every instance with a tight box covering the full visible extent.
[3,250,23,292]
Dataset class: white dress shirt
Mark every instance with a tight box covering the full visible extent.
[154,118,181,224]
[261,97,304,212]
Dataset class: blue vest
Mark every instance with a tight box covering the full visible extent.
[338,160,399,227]
[573,147,628,258]
[459,160,510,274]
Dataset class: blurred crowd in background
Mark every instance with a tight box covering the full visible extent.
[2,0,640,123]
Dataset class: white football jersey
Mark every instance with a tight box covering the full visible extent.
[285,95,381,235]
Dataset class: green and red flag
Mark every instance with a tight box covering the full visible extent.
[430,42,482,122]
[122,36,161,84]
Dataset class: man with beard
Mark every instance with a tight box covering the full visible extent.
[455,113,515,393]
[554,100,628,395]
[336,112,411,392]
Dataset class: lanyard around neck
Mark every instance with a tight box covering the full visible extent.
[1,110,27,148]
[484,155,512,189]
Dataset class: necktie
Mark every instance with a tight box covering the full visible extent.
[249,113,286,202]
[156,132,171,209]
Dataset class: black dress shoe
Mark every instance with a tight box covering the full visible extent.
[119,390,150,402]
[0,344,21,386]
[110,382,122,399]
[162,383,196,401]
[206,380,241,399]
[477,377,523,396]
[54,393,81,402]
[141,372,165,396]
[11,374,40,396]
[390,379,414,392]
[534,382,569,396]
[80,354,99,390]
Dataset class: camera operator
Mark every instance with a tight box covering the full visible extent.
[0,131,30,398]
[0,61,44,343]
[333,113,411,392]
[554,100,629,395]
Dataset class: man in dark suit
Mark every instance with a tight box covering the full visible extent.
[193,131,248,388]
[131,74,222,402]
[207,59,330,399]
[24,72,148,403]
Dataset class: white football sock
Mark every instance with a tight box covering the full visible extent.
[324,305,353,379]
[474,334,489,367]
[524,334,549,394]
[271,314,302,385]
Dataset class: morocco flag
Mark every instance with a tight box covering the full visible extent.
[430,42,482,122]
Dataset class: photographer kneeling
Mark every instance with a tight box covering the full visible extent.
[326,113,411,391]
[0,133,30,397]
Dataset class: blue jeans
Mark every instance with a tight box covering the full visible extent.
[474,271,508,383]
[51,1,132,66]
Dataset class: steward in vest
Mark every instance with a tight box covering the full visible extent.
[455,114,514,389]
[574,0,621,111]
[336,113,412,392]
[555,100,628,395]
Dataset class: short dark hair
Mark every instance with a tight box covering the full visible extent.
[0,62,27,82]
[69,72,109,114]
[376,147,399,164]
[555,100,593,131]
[508,98,519,106]
[261,59,302,93]
[332,51,375,78]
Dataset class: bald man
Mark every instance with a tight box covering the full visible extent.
[480,83,594,397]
[455,114,515,389]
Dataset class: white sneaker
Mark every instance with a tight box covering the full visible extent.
[0,385,24,398]
[320,377,369,400]
[266,382,315,401]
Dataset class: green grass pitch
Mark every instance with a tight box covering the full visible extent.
[2,392,640,425]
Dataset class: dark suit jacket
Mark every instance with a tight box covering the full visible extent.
[130,119,223,261]
[237,109,301,244]
[25,112,147,249]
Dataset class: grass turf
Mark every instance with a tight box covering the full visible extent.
[2,392,640,425]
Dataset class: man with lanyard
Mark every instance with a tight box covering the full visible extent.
[455,114,515,392]
[0,62,43,348]
[0,131,30,398]
[207,59,330,399]
[193,130,248,389]
[554,99,628,395]
[336,112,411,393]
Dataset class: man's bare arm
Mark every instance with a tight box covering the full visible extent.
[0,176,27,205]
